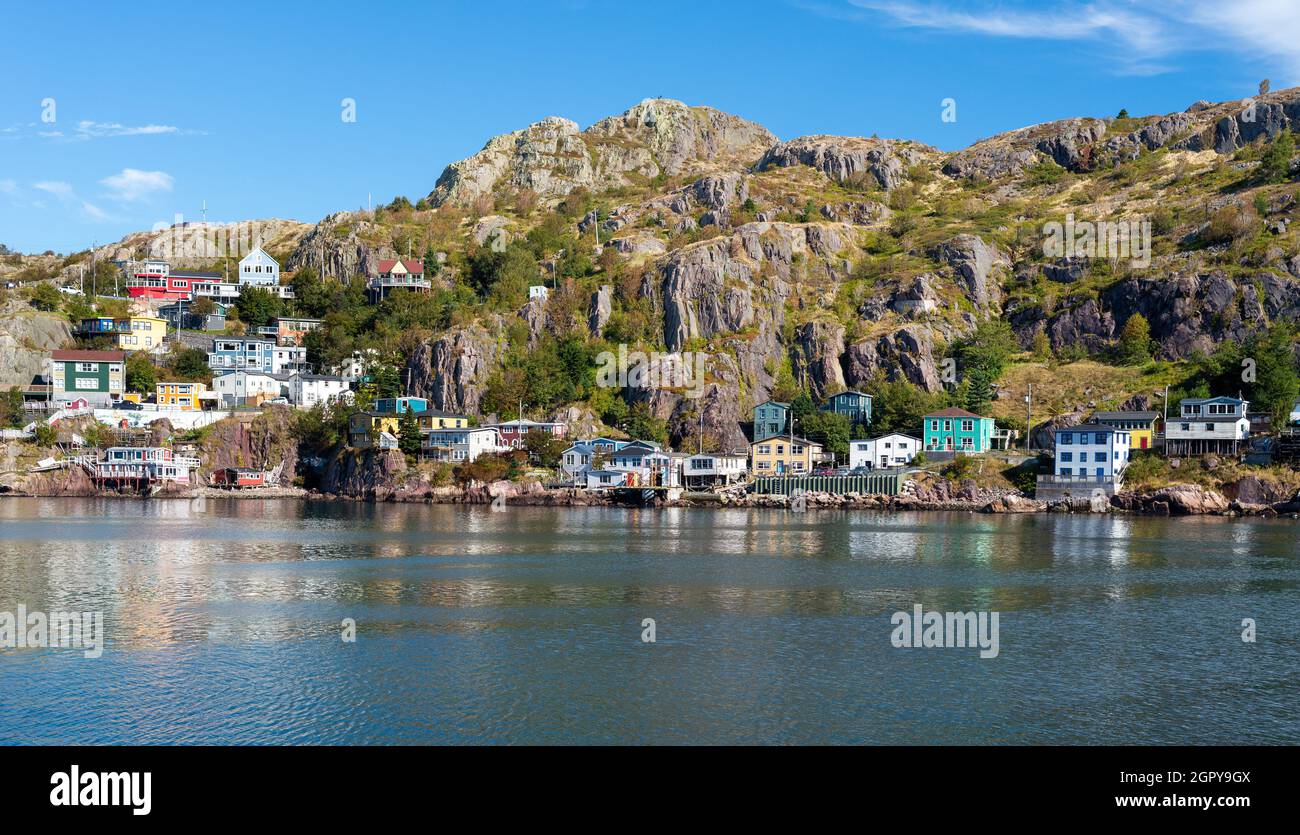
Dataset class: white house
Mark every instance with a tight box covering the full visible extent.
[271,345,309,375]
[422,427,507,463]
[849,433,922,469]
[682,452,747,488]
[1053,424,1131,481]
[581,466,634,490]
[212,369,291,406]
[1165,396,1251,456]
[238,247,280,287]
[529,285,550,300]
[290,374,351,409]
[561,442,597,479]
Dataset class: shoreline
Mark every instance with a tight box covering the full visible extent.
[4,483,1298,518]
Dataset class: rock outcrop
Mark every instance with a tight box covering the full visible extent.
[429,98,775,208]
[757,135,934,190]
[0,303,72,388]
[406,322,503,414]
[287,212,396,279]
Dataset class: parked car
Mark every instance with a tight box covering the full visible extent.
[833,466,853,476]
[812,466,835,476]
[262,397,290,406]
[850,466,872,475]
[111,400,143,410]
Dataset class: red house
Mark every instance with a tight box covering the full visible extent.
[211,467,268,489]
[125,260,222,301]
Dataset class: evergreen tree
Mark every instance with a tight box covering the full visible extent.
[1117,313,1152,364]
[398,407,422,461]
[1259,130,1295,184]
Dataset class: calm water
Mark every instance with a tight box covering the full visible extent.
[0,497,1297,744]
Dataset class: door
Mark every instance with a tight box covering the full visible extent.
[1140,436,1148,449]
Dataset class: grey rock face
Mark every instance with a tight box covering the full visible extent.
[288,211,395,279]
[405,322,503,415]
[588,285,612,337]
[942,118,1107,179]
[843,325,943,392]
[429,99,775,209]
[757,135,934,190]
[792,320,847,400]
[930,234,1008,310]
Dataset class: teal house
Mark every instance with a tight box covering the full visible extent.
[823,390,873,426]
[923,407,996,453]
[753,400,790,440]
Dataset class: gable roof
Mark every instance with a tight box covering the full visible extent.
[377,259,424,274]
[751,434,822,447]
[827,389,872,401]
[1181,396,1246,405]
[754,399,790,410]
[1092,411,1159,421]
[52,349,124,362]
[1060,423,1121,434]
[925,407,987,419]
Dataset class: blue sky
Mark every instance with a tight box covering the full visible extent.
[2,0,1297,253]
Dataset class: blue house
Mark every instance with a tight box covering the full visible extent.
[753,400,790,440]
[208,337,277,374]
[374,396,430,414]
[823,390,873,426]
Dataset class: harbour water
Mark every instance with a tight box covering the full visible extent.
[1,497,1297,744]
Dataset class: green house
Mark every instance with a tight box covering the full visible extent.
[50,349,125,407]
[923,407,995,453]
[823,390,873,426]
[752,399,790,441]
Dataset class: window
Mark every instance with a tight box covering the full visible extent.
[1059,433,1072,444]
[76,363,97,373]
[943,420,952,431]
[1205,423,1213,432]
[930,420,939,431]
[75,378,98,390]
[1094,433,1107,444]
[961,419,973,431]
[1060,452,1072,462]
[1180,423,1190,431]
[1060,467,1071,476]
[1094,452,1106,462]
[756,445,770,455]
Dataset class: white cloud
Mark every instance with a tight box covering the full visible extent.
[100,168,174,202]
[76,120,181,139]
[825,1,1300,78]
[31,180,118,222]
[34,181,75,201]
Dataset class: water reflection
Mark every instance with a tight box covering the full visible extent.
[1,498,1298,744]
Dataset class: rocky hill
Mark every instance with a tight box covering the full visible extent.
[20,89,1300,450]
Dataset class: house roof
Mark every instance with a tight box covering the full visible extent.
[170,270,223,279]
[754,399,790,409]
[1092,411,1159,421]
[827,390,872,401]
[1061,423,1121,433]
[924,407,987,419]
[1174,415,1249,423]
[1181,396,1246,405]
[751,434,822,447]
[857,433,922,443]
[377,259,424,273]
[51,349,124,362]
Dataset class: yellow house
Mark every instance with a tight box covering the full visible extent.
[117,316,168,353]
[1091,410,1160,452]
[348,408,469,447]
[156,381,210,411]
[749,434,825,475]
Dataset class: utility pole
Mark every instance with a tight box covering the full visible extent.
[1026,383,1033,451]
[698,407,703,455]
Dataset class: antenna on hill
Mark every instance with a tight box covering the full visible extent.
[202,199,207,224]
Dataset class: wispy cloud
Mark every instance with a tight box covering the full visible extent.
[0,119,201,142]
[100,168,174,202]
[75,120,183,139]
[32,180,117,222]
[808,1,1300,78]
[34,181,75,201]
